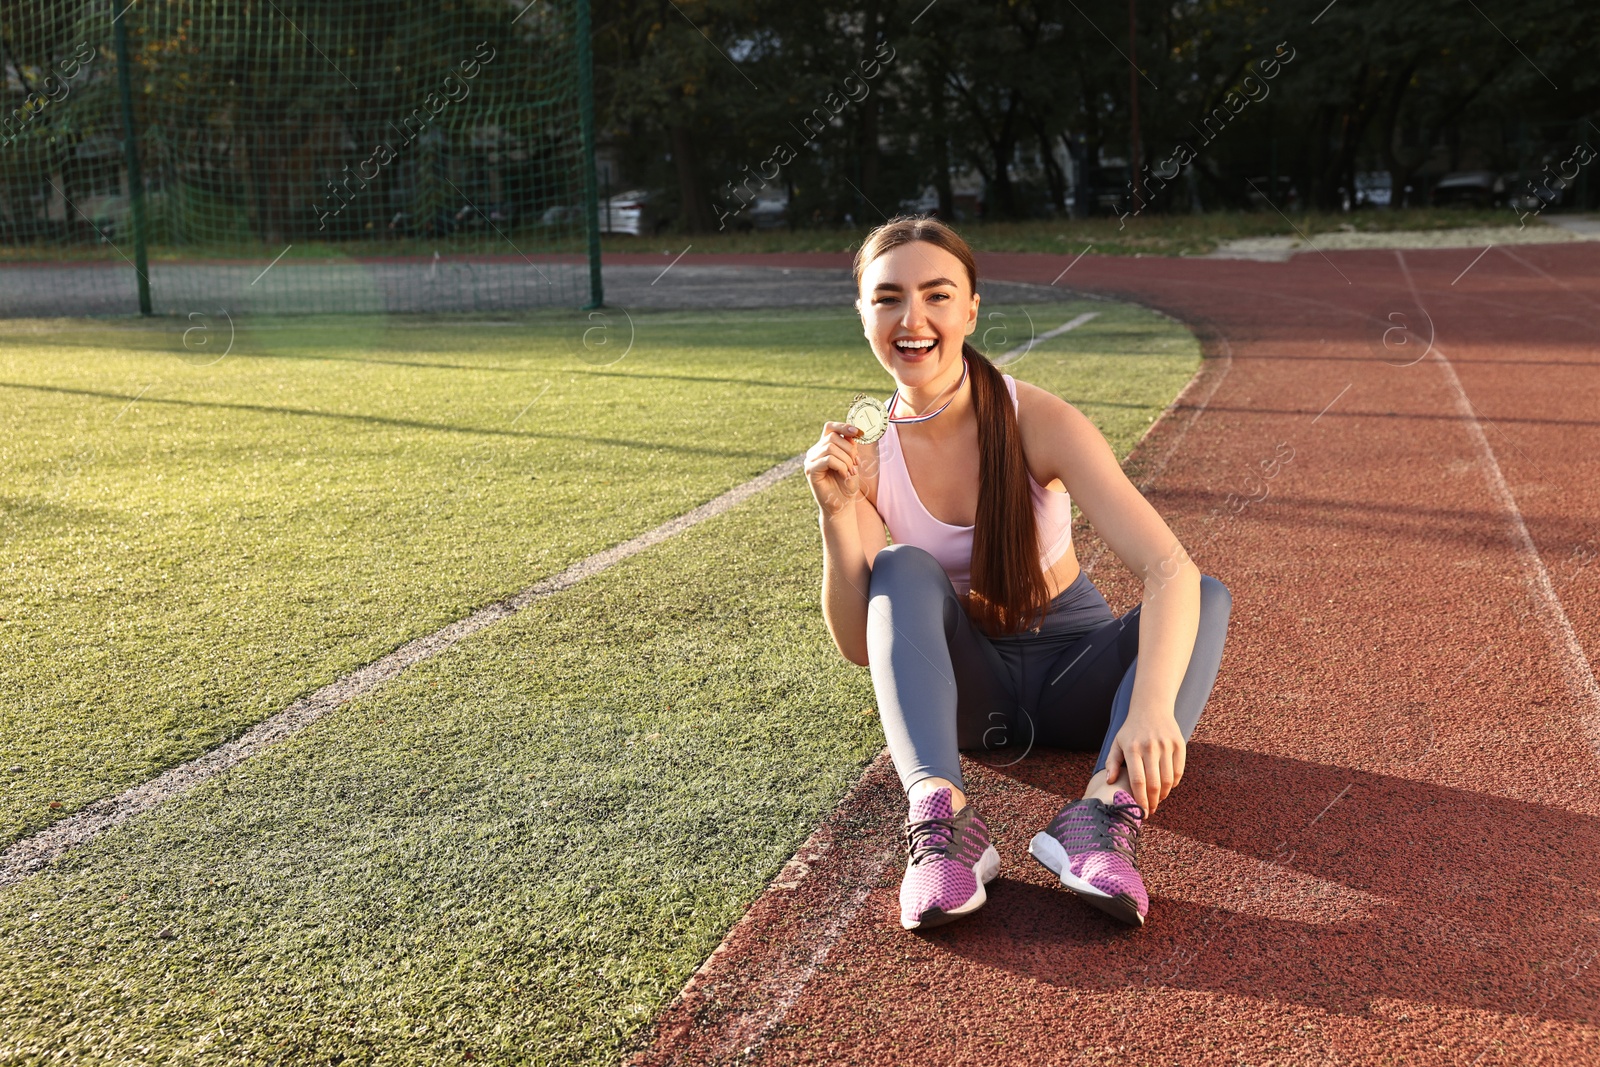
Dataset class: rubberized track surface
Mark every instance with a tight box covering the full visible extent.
[621,244,1600,1065]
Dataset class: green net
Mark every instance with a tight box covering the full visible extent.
[0,0,600,316]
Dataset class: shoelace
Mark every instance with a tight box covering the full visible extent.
[1051,797,1145,857]
[1098,798,1146,857]
[904,815,957,866]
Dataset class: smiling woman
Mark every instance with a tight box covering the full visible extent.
[804,216,1234,932]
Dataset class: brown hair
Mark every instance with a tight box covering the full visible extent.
[853,216,1049,635]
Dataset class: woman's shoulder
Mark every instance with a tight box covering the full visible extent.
[1010,377,1105,484]
[1013,377,1098,436]
[1010,376,1073,418]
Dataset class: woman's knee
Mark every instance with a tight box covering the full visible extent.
[1198,575,1232,628]
[869,543,946,595]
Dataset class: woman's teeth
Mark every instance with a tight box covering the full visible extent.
[894,339,937,353]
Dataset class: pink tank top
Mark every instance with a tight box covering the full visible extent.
[873,374,1074,597]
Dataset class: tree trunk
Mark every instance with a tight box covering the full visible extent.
[931,78,953,217]
[987,91,1022,218]
[859,84,880,206]
[1032,117,1067,214]
[670,123,711,233]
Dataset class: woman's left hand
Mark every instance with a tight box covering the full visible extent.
[1104,711,1186,816]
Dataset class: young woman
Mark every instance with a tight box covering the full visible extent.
[805,217,1231,930]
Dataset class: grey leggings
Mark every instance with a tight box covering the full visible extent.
[866,544,1232,793]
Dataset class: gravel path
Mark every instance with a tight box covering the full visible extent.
[1206,218,1598,260]
[0,260,1066,317]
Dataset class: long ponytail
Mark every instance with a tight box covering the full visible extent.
[963,341,1050,635]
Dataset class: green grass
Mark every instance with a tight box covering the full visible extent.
[1,483,884,1066]
[0,206,1554,263]
[0,308,874,846]
[0,303,1199,1065]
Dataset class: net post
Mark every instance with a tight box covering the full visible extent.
[112,0,152,316]
[575,0,603,309]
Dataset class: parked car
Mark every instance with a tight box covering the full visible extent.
[453,200,513,229]
[899,186,939,215]
[389,208,459,237]
[747,193,788,230]
[538,204,583,227]
[1243,176,1298,209]
[599,189,662,236]
[1429,171,1505,208]
[1507,170,1571,213]
[73,191,128,243]
[1088,166,1131,215]
[1352,171,1392,208]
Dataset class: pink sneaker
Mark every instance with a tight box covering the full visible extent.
[1028,790,1148,926]
[898,786,1001,930]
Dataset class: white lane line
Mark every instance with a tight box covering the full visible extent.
[716,858,890,1056]
[639,752,900,1067]
[1495,245,1600,316]
[0,455,805,888]
[1395,252,1600,754]
[1129,325,1234,495]
[993,311,1098,367]
[1432,344,1600,751]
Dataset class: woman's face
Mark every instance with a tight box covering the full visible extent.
[856,240,979,390]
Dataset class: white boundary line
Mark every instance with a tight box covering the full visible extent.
[1431,344,1600,747]
[0,455,804,889]
[1394,252,1600,754]
[646,755,901,1067]
[993,311,1098,366]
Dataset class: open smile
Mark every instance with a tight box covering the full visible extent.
[892,337,939,357]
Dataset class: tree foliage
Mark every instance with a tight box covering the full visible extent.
[593,0,1600,228]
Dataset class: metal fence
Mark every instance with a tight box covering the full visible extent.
[0,0,602,316]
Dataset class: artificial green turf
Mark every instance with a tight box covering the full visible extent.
[0,303,1190,850]
[0,302,1197,1065]
[0,307,866,846]
[1,482,884,1066]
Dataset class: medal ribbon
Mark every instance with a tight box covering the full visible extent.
[886,356,969,426]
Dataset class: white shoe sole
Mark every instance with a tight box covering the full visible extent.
[901,844,1001,930]
[1028,831,1144,926]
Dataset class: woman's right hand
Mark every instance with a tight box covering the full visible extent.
[805,421,861,516]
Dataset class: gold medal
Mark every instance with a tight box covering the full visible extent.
[846,393,888,443]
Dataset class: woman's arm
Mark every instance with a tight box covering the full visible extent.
[806,423,888,666]
[818,496,888,665]
[1018,382,1201,812]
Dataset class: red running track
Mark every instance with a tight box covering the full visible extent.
[627,243,1600,1066]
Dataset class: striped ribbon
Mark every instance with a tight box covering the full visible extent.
[887,356,969,425]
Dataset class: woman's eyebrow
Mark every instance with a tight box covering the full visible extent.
[873,277,958,291]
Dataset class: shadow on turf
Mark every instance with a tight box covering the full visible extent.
[930,743,1599,1024]
[0,380,780,459]
[0,331,520,374]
